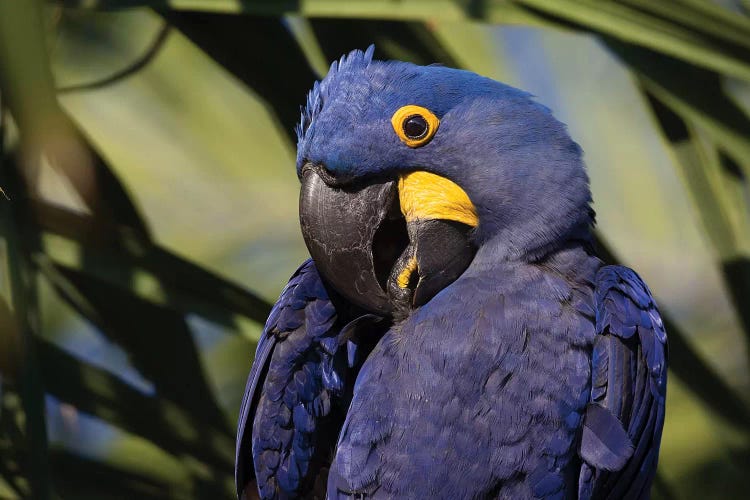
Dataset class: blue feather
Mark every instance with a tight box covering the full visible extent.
[578,266,668,499]
[579,403,633,471]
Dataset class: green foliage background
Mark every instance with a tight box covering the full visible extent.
[0,1,749,498]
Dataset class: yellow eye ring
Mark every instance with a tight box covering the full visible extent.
[391,105,440,148]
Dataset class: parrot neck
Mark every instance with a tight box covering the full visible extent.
[469,215,598,276]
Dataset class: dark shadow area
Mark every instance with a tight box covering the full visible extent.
[643,91,689,143]
[722,257,750,352]
[50,448,180,500]
[311,19,459,68]
[0,378,32,498]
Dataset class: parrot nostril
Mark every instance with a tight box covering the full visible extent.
[302,162,344,187]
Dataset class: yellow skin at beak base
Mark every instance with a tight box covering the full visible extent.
[398,171,479,227]
[396,171,478,289]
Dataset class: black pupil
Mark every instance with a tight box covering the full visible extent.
[403,115,428,139]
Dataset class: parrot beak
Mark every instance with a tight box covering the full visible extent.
[300,164,478,318]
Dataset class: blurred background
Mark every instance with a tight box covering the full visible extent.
[0,1,749,499]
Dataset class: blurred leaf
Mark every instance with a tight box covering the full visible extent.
[652,472,679,500]
[0,1,59,496]
[0,1,61,140]
[618,46,750,368]
[596,236,750,432]
[37,338,232,476]
[163,11,319,143]
[427,20,512,81]
[62,0,750,81]
[641,93,741,259]
[605,40,750,189]
[57,24,171,94]
[515,0,750,81]
[0,147,50,500]
[0,381,31,498]
[285,16,330,77]
[310,18,460,66]
[36,259,234,437]
[723,257,750,356]
[60,0,501,20]
[53,8,308,301]
[1,7,266,493]
[49,448,186,500]
[30,201,271,327]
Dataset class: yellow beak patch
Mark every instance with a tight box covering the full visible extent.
[398,171,479,227]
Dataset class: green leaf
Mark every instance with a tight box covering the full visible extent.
[605,40,750,186]
[310,18,460,66]
[0,1,57,496]
[515,0,750,81]
[37,338,233,475]
[163,11,320,143]
[31,201,271,329]
[60,0,750,82]
[610,43,750,370]
[37,260,234,439]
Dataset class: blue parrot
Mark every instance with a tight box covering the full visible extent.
[235,46,667,499]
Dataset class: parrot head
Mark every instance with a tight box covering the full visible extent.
[297,46,593,318]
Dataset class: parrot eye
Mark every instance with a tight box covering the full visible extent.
[391,105,439,148]
[404,115,428,139]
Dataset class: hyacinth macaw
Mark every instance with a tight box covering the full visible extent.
[235,46,667,499]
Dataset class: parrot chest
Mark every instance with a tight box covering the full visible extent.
[330,259,598,498]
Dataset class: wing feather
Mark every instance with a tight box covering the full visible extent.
[578,266,668,499]
[235,260,345,499]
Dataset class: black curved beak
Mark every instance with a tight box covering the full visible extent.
[300,165,476,318]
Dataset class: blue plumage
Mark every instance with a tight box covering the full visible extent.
[327,246,600,498]
[236,48,667,499]
[235,260,345,498]
[578,267,667,499]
